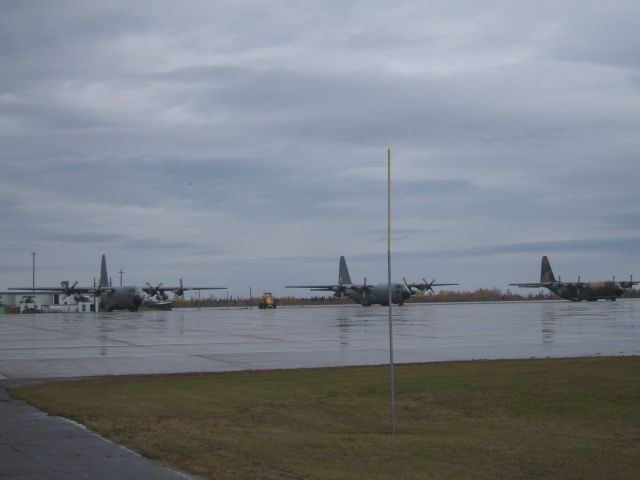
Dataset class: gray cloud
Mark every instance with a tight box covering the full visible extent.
[1,1,639,295]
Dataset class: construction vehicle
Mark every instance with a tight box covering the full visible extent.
[258,292,276,309]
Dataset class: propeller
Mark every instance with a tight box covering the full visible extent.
[175,278,185,297]
[353,277,370,294]
[403,277,417,294]
[620,274,635,289]
[146,282,168,301]
[576,275,583,298]
[61,280,78,295]
[422,278,437,293]
[61,280,88,302]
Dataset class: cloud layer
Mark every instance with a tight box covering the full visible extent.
[1,1,639,295]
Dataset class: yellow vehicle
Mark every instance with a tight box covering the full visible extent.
[258,292,276,309]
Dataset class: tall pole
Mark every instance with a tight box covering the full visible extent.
[118,269,125,287]
[387,147,396,434]
[31,251,36,293]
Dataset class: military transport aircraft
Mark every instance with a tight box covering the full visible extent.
[510,256,638,302]
[286,256,458,306]
[11,255,226,311]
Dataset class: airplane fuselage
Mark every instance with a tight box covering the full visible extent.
[287,256,458,306]
[99,286,145,312]
[345,283,412,306]
[510,256,635,302]
[548,281,625,302]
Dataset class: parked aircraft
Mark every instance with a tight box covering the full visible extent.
[11,255,226,311]
[510,256,638,302]
[286,256,458,306]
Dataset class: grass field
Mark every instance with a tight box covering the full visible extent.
[10,357,640,480]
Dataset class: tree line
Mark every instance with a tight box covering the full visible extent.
[172,287,640,308]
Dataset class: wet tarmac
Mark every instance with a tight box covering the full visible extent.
[1,300,638,479]
[1,300,639,380]
[0,384,195,480]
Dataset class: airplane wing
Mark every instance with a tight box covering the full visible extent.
[405,278,459,293]
[180,287,226,290]
[286,283,374,296]
[286,284,363,295]
[5,289,71,294]
[144,281,227,299]
[286,285,340,291]
[509,282,556,288]
[8,285,113,295]
[145,286,227,292]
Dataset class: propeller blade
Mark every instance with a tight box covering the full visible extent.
[422,278,435,293]
[175,278,185,297]
[403,277,417,294]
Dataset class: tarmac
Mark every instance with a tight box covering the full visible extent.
[0,380,196,479]
[1,301,639,478]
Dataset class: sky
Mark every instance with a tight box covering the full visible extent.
[1,0,640,298]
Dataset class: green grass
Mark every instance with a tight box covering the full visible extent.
[10,357,640,480]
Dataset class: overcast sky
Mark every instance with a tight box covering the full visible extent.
[1,1,639,298]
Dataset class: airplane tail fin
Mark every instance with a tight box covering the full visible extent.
[99,255,109,288]
[540,256,556,283]
[339,256,352,285]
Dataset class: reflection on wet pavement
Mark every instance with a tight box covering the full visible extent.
[0,300,638,379]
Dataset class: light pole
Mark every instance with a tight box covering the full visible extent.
[31,251,36,293]
[387,147,396,435]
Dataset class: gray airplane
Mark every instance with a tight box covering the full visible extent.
[286,256,458,306]
[510,255,638,302]
[11,254,226,311]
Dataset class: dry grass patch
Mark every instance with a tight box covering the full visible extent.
[11,357,640,479]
